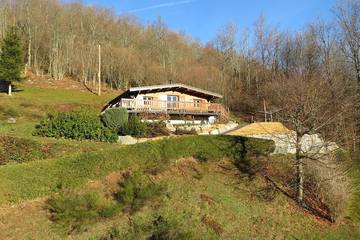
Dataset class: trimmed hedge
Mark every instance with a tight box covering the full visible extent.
[33,108,118,142]
[0,136,274,204]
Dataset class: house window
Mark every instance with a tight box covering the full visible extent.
[167,95,179,109]
[143,96,153,106]
[193,99,201,108]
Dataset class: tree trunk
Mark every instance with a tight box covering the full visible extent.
[296,133,304,205]
[8,83,12,96]
[297,158,304,204]
[98,44,101,96]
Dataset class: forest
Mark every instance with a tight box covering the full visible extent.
[0,0,359,150]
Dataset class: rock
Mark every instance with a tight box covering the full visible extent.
[166,123,176,132]
[210,129,220,135]
[6,117,16,124]
[118,135,138,145]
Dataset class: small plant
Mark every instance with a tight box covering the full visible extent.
[114,173,164,213]
[101,108,129,133]
[193,151,212,162]
[47,191,119,234]
[149,215,193,240]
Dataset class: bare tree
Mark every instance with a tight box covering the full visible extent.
[333,0,360,85]
[269,76,350,208]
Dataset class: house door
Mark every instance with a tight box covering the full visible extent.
[167,95,179,110]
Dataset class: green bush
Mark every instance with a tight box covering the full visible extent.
[114,173,165,213]
[101,108,128,133]
[119,116,148,137]
[47,191,119,234]
[149,215,193,240]
[99,215,193,240]
[33,108,118,142]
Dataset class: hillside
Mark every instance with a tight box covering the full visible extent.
[0,81,359,239]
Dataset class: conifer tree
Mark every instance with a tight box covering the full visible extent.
[0,27,24,96]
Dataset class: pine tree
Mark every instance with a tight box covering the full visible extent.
[0,27,24,96]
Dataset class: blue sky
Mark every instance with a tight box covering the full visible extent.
[82,0,338,43]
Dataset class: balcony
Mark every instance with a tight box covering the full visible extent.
[117,98,224,115]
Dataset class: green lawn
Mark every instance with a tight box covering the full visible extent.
[0,84,116,137]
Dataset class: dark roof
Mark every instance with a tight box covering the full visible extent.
[127,83,223,99]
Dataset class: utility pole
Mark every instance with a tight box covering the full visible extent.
[98,44,101,96]
[263,99,267,122]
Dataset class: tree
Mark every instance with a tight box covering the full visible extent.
[333,0,360,85]
[0,26,24,95]
[268,76,350,206]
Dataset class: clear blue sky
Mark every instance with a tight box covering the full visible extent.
[82,0,338,43]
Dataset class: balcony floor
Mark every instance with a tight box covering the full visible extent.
[127,109,220,116]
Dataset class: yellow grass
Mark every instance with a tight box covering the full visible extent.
[227,122,292,136]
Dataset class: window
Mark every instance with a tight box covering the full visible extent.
[167,95,179,102]
[193,99,201,108]
[143,96,153,106]
[167,95,179,109]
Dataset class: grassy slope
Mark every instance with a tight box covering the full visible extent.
[0,83,359,239]
[0,84,116,137]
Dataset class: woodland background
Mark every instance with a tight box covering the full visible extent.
[0,0,359,149]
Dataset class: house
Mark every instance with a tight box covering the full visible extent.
[103,83,226,123]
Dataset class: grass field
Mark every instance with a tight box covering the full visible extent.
[0,82,359,239]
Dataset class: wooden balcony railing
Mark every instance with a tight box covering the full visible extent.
[117,98,224,115]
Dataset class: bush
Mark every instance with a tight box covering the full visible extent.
[149,215,193,240]
[145,121,170,138]
[114,172,165,213]
[174,127,197,135]
[304,159,352,222]
[0,136,63,165]
[47,191,119,234]
[99,215,193,240]
[33,108,118,142]
[193,151,212,162]
[101,108,128,133]
[119,116,147,137]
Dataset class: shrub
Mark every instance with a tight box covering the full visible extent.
[47,191,119,234]
[33,108,118,142]
[101,108,128,133]
[174,127,197,135]
[193,151,212,162]
[119,116,147,137]
[114,173,165,213]
[145,121,170,138]
[0,136,62,165]
[149,215,193,240]
[304,159,352,222]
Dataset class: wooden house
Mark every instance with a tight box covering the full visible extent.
[103,83,225,121]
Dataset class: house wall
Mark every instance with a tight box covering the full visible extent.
[136,91,208,103]
[135,91,209,112]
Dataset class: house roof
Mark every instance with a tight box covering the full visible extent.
[227,122,292,136]
[128,83,223,100]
